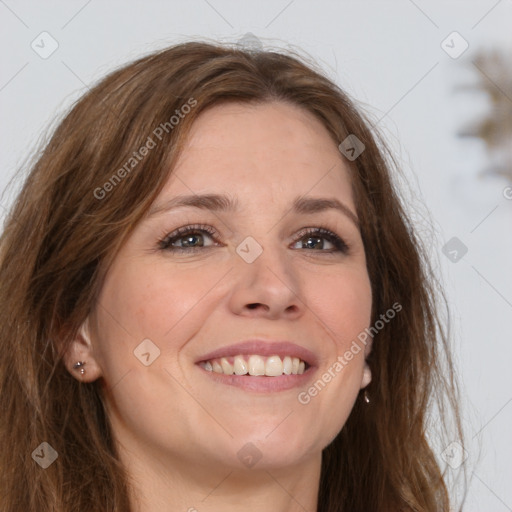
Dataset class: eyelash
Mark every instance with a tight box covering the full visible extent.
[157,223,349,255]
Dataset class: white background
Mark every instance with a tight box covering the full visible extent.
[1,1,511,510]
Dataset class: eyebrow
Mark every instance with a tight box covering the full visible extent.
[148,193,359,226]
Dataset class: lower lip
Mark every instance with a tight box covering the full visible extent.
[196,365,315,392]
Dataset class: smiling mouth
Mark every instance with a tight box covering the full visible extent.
[198,354,309,377]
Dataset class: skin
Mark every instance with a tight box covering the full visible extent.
[65,101,373,512]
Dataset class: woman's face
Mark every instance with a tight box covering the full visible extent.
[84,101,372,473]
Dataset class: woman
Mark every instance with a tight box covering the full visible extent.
[0,41,466,511]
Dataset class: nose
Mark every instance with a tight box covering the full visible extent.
[227,243,304,320]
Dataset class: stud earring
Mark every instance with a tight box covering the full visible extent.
[73,361,86,375]
[363,389,370,404]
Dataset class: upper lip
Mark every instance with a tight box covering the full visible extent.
[196,339,318,367]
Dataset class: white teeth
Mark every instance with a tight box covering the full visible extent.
[220,357,234,375]
[283,356,292,375]
[248,355,265,376]
[234,355,248,375]
[265,355,283,376]
[201,354,309,377]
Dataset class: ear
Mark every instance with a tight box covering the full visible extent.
[360,363,372,389]
[360,336,373,389]
[62,317,103,383]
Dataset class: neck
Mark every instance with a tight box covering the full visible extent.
[121,441,322,512]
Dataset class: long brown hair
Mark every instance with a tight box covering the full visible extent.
[0,40,466,511]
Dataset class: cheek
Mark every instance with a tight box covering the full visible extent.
[305,266,372,348]
[91,263,215,447]
[295,266,371,426]
[96,260,212,339]
[92,259,230,378]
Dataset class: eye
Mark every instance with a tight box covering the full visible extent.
[158,224,349,254]
[158,224,219,252]
[292,227,349,254]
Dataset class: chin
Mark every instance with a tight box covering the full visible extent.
[227,428,322,471]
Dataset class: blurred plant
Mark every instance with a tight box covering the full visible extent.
[457,48,512,183]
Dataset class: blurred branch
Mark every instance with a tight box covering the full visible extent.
[457,48,512,183]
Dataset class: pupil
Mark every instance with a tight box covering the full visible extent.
[183,234,203,247]
[305,237,322,249]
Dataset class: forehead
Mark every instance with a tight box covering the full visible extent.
[162,101,354,206]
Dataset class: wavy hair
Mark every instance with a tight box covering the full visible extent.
[0,40,466,511]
